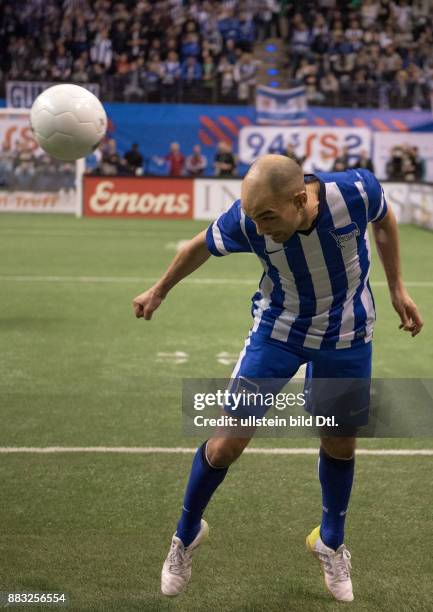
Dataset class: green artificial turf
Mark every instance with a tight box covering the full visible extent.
[0,214,432,610]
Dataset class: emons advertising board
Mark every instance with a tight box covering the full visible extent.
[83,176,193,219]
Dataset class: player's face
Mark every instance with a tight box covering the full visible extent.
[246,194,306,243]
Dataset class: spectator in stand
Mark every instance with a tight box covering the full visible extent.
[127,21,148,59]
[52,42,72,80]
[345,17,364,52]
[333,147,350,171]
[13,141,36,190]
[0,145,14,188]
[207,31,224,59]
[71,14,89,58]
[382,44,404,78]
[353,150,374,173]
[186,145,207,177]
[378,44,403,106]
[406,63,424,111]
[330,44,356,103]
[218,55,235,98]
[361,0,380,28]
[320,70,340,106]
[113,52,133,95]
[401,153,418,183]
[282,143,305,167]
[181,55,203,100]
[161,51,181,102]
[386,146,405,180]
[144,53,163,100]
[290,17,312,69]
[181,56,203,83]
[412,147,425,181]
[202,50,217,100]
[218,8,240,44]
[124,143,144,175]
[313,151,336,172]
[214,141,236,177]
[111,20,129,55]
[233,52,259,103]
[98,139,126,176]
[352,70,373,107]
[254,0,280,41]
[238,11,255,52]
[222,38,240,66]
[149,39,162,58]
[165,142,185,177]
[304,65,324,103]
[90,29,113,69]
[181,32,201,61]
[86,147,103,175]
[71,56,90,83]
[123,58,145,102]
[305,151,334,173]
[390,69,409,109]
[30,50,52,81]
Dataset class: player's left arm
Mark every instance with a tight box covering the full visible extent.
[372,205,423,337]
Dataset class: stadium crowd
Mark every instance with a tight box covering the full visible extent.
[88,138,239,176]
[0,141,75,192]
[0,0,432,108]
[87,138,384,178]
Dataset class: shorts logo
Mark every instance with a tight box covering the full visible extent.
[330,222,360,249]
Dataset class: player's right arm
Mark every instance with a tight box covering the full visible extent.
[133,230,210,320]
[133,199,251,320]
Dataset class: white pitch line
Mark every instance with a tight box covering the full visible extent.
[0,275,432,288]
[0,446,432,456]
[0,275,254,285]
[0,230,185,238]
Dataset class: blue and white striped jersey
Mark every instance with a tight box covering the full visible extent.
[206,169,388,350]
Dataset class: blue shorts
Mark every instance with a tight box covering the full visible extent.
[226,331,372,430]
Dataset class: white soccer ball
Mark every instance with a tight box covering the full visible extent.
[30,84,107,161]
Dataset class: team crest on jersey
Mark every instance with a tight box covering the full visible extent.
[330,222,360,249]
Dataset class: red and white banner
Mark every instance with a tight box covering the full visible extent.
[83,176,193,218]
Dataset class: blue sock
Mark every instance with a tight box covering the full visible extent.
[319,446,354,551]
[176,441,228,547]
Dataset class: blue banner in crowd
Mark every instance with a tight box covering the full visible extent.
[255,85,307,125]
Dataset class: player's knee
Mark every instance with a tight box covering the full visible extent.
[206,437,250,467]
[321,436,356,459]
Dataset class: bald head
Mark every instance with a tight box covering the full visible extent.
[240,154,312,243]
[242,154,305,216]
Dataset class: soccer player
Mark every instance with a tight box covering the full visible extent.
[133,155,423,602]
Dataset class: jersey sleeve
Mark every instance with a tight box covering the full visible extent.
[356,168,388,223]
[206,199,253,256]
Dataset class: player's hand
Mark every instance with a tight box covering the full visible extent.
[132,287,164,320]
[391,287,423,337]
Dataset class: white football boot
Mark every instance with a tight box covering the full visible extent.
[306,526,354,602]
[161,519,209,597]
